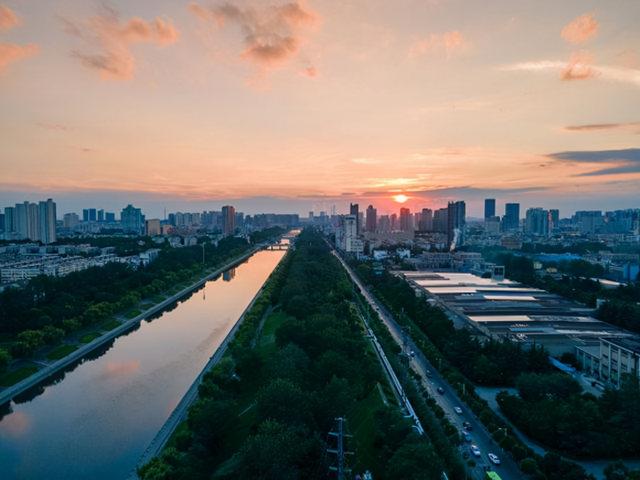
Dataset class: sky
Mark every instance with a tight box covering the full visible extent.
[0,0,639,218]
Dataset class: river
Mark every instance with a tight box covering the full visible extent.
[0,249,285,480]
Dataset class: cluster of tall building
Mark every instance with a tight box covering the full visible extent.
[336,200,467,253]
[2,199,57,244]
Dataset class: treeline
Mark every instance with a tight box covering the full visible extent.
[249,226,286,244]
[140,229,450,480]
[493,252,640,333]
[352,261,592,480]
[498,372,640,458]
[0,236,255,365]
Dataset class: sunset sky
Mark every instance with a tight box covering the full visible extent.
[0,0,639,217]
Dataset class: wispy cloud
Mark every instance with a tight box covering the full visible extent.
[189,1,318,72]
[0,5,19,30]
[63,5,179,80]
[409,31,469,58]
[561,13,599,44]
[502,59,640,87]
[564,122,640,134]
[0,42,38,72]
[548,148,640,176]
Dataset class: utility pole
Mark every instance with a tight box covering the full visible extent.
[327,417,353,480]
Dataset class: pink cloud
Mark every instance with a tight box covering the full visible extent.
[0,5,19,31]
[561,13,599,45]
[561,51,598,81]
[189,1,318,69]
[64,6,179,80]
[0,42,38,72]
[409,31,469,58]
[299,65,317,77]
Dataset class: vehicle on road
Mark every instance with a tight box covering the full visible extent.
[463,421,473,431]
[454,406,463,414]
[463,432,472,442]
[409,350,416,357]
[437,387,445,394]
[470,445,481,457]
[488,453,501,465]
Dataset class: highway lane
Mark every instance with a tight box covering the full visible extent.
[333,251,523,480]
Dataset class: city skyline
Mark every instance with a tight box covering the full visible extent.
[1,0,639,216]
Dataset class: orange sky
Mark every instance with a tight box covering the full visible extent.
[0,0,639,216]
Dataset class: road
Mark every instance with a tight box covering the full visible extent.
[333,251,523,480]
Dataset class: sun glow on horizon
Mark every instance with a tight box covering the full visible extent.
[393,194,409,204]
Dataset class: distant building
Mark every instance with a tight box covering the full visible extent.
[350,203,360,234]
[38,199,57,244]
[573,210,604,234]
[525,208,549,236]
[447,201,466,249]
[145,219,161,236]
[399,207,412,232]
[97,209,105,222]
[433,208,448,233]
[503,203,520,231]
[365,205,377,232]
[63,212,80,229]
[484,198,496,219]
[418,208,433,231]
[4,199,56,243]
[221,205,236,236]
[105,212,116,223]
[121,204,145,235]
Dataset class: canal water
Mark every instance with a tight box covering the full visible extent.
[0,249,285,480]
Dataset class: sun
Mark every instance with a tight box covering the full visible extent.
[392,194,409,204]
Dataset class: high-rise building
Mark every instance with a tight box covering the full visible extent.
[27,202,40,241]
[525,208,550,236]
[4,207,15,239]
[418,208,433,231]
[365,205,377,232]
[105,212,116,223]
[349,203,360,234]
[38,199,57,244]
[399,207,412,232]
[121,204,145,234]
[145,219,161,236]
[503,203,520,231]
[433,208,448,232]
[447,201,466,249]
[338,214,363,254]
[63,212,80,229]
[97,209,105,222]
[221,205,236,236]
[484,199,496,219]
[549,209,560,231]
[378,215,391,232]
[573,211,603,234]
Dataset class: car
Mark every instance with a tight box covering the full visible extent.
[470,445,481,457]
[463,432,472,442]
[437,387,445,394]
[409,350,416,357]
[463,421,473,431]
[454,406,463,414]
[488,453,501,465]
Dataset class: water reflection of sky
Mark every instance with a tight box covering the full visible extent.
[0,250,285,480]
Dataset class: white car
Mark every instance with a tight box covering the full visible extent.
[454,407,463,414]
[488,453,501,465]
[470,445,481,457]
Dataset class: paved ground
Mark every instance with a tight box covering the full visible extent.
[334,252,522,480]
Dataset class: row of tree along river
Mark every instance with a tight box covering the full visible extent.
[0,248,286,480]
